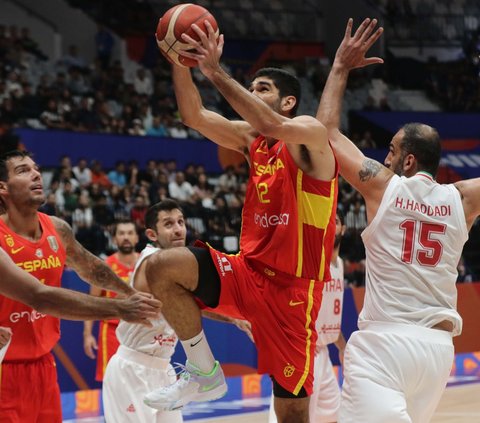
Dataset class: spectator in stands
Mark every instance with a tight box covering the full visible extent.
[168,171,194,203]
[193,173,214,209]
[40,99,66,130]
[95,24,114,70]
[130,195,148,229]
[345,197,368,232]
[146,115,169,137]
[91,160,112,189]
[128,118,146,136]
[134,68,154,96]
[357,131,377,149]
[169,120,188,138]
[18,27,47,60]
[362,95,378,111]
[378,97,392,111]
[73,158,92,189]
[217,165,238,193]
[59,44,87,71]
[108,160,128,188]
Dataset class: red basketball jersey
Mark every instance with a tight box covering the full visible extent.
[0,213,66,360]
[101,253,134,325]
[241,136,338,282]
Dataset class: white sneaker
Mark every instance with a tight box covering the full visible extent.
[144,360,227,411]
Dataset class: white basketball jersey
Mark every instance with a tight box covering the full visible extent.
[359,172,467,336]
[116,245,178,358]
[316,257,344,346]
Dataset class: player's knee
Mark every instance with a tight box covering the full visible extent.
[146,248,196,291]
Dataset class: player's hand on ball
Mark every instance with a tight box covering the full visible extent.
[180,21,224,77]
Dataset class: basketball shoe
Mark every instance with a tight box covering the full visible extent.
[144,360,227,411]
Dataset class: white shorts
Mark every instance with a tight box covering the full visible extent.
[103,345,183,423]
[268,345,340,423]
[339,322,454,423]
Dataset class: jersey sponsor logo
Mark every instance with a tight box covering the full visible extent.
[126,403,136,413]
[254,212,290,228]
[253,158,284,177]
[35,248,43,258]
[289,300,304,307]
[319,323,341,334]
[151,333,177,348]
[394,197,452,217]
[10,246,25,255]
[9,310,47,323]
[16,254,62,273]
[215,254,233,277]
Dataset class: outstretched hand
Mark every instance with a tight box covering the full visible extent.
[334,18,384,71]
[180,20,225,78]
[119,292,162,327]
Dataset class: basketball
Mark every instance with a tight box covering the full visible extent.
[156,3,219,68]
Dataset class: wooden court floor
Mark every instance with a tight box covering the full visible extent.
[191,383,480,423]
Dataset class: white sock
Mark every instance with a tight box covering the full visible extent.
[181,330,216,374]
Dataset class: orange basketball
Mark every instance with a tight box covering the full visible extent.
[155,3,219,68]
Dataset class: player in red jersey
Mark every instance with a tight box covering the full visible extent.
[0,150,158,423]
[143,23,339,422]
[83,219,139,381]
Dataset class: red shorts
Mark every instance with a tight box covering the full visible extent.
[0,353,61,423]
[200,244,324,396]
[96,320,120,381]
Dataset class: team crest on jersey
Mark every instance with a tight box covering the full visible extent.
[283,364,295,378]
[35,248,43,258]
[47,236,59,252]
[5,234,14,248]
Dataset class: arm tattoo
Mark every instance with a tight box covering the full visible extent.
[358,159,382,182]
[52,217,132,295]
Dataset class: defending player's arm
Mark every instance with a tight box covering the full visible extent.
[181,23,328,152]
[201,310,254,342]
[316,18,391,211]
[171,64,251,153]
[454,178,480,230]
[51,216,135,296]
[0,247,160,323]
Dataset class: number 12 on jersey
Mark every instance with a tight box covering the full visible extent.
[399,220,446,266]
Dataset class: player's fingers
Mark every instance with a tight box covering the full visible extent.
[191,23,209,44]
[180,33,201,49]
[365,27,384,50]
[204,20,215,37]
[363,57,384,66]
[353,18,371,41]
[344,18,353,39]
[359,18,378,43]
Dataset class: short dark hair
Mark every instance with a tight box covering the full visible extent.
[252,67,301,116]
[145,199,183,230]
[112,218,136,236]
[400,123,441,177]
[0,150,32,182]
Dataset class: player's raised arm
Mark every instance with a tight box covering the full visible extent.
[180,22,327,151]
[316,18,391,210]
[454,178,480,230]
[170,65,252,154]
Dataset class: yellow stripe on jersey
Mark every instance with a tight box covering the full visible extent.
[101,322,108,376]
[293,278,316,395]
[296,171,336,279]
